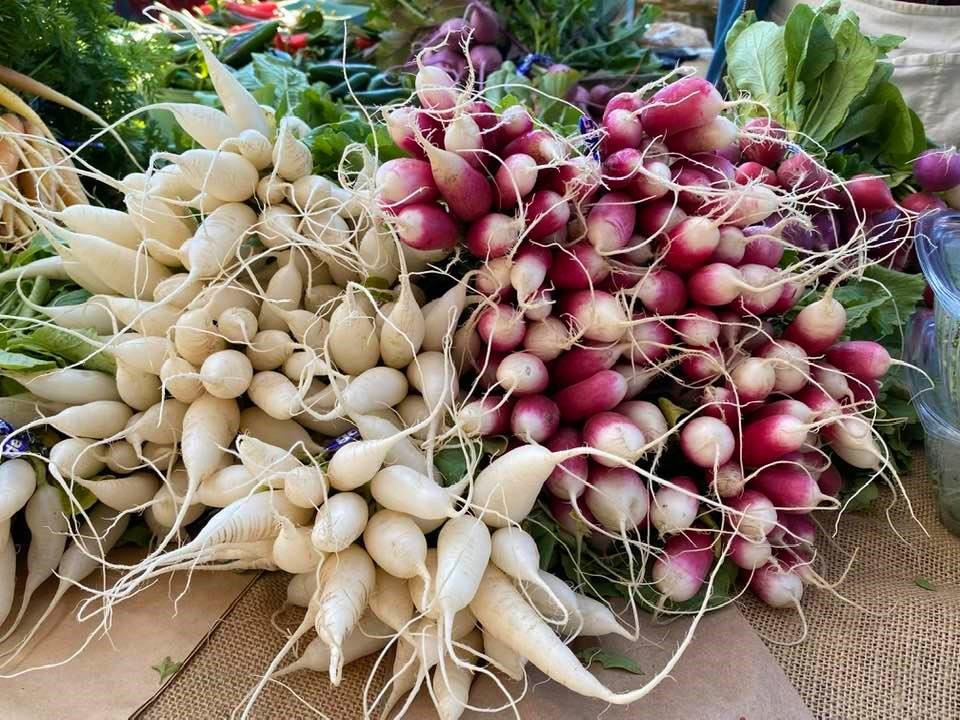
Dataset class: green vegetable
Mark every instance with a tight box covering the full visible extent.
[151,656,183,685]
[329,72,372,97]
[914,576,936,592]
[575,647,644,675]
[219,21,281,67]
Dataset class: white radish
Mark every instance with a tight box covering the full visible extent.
[328,289,380,375]
[273,517,324,574]
[160,356,203,403]
[363,510,430,587]
[3,368,120,404]
[175,307,227,366]
[274,612,392,678]
[196,465,257,508]
[370,465,464,520]
[354,414,429,474]
[379,279,425,368]
[77,471,161,512]
[49,438,105,479]
[311,492,369,552]
[158,150,258,203]
[200,349,253,399]
[369,569,415,633]
[116,365,163,411]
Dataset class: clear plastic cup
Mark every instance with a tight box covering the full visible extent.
[917,211,960,406]
[906,311,960,536]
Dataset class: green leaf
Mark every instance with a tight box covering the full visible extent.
[58,486,97,516]
[914,576,936,591]
[118,522,154,549]
[870,34,904,56]
[843,480,878,512]
[724,11,756,61]
[0,351,57,372]
[657,398,687,428]
[537,67,582,126]
[575,647,644,675]
[483,62,533,107]
[827,103,882,149]
[434,442,481,487]
[7,327,115,374]
[796,14,836,86]
[726,21,786,108]
[151,656,182,685]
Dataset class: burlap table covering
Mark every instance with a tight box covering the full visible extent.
[139,457,960,720]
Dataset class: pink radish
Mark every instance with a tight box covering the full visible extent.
[749,562,804,608]
[422,142,493,221]
[511,243,553,303]
[708,462,746,498]
[776,152,834,194]
[680,416,735,468]
[751,399,814,424]
[544,428,589,500]
[771,281,805,314]
[678,345,725,382]
[728,357,776,403]
[902,192,947,212]
[750,466,831,510]
[583,412,645,466]
[642,77,724,137]
[757,341,810,394]
[725,489,777,540]
[700,385,741,426]
[550,344,623,387]
[729,535,773,570]
[629,160,672,201]
[497,105,534,145]
[741,230,784,267]
[497,352,550,395]
[739,118,786,166]
[817,464,842,497]
[736,162,779,186]
[675,307,720,347]
[624,315,674,365]
[444,113,485,167]
[467,212,521,258]
[635,198,687,238]
[633,268,688,315]
[554,370,628,422]
[523,316,571,361]
[652,530,715,602]
[602,148,643,189]
[614,401,668,450]
[415,65,457,111]
[737,263,782,315]
[666,116,737,154]
[586,192,636,252]
[478,303,526,351]
[501,130,563,165]
[712,225,748,264]
[386,107,441,160]
[393,203,460,251]
[650,476,700,535]
[585,466,650,531]
[687,263,743,306]
[912,148,960,192]
[770,513,816,548]
[602,91,643,120]
[376,158,439,208]
[661,217,721,272]
[525,190,570,240]
[782,293,846,354]
[739,414,808,467]
[495,154,538,208]
[459,396,512,436]
[824,341,891,380]
[602,109,643,153]
[511,395,560,443]
[550,242,610,289]
[846,174,895,212]
[561,290,627,343]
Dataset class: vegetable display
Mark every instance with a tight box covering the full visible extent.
[0,3,943,719]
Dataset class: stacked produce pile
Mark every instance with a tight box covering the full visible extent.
[0,11,934,720]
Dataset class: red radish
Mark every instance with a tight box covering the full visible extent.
[585,466,650,531]
[630,161,672,201]
[465,100,500,147]
[770,281,805,314]
[635,198,687,238]
[912,148,960,192]
[793,385,840,416]
[662,217,721,271]
[524,190,570,240]
[679,345,725,382]
[779,451,827,479]
[496,352,549,395]
[666,116,737,155]
[615,364,659,400]
[415,65,457,111]
[674,165,710,212]
[375,158,439,208]
[728,357,776,403]
[712,226,748,264]
[751,399,814,424]
[554,370,628,422]
[422,142,493,221]
[642,77,724,138]
[749,562,803,607]
[550,344,622,386]
[511,395,560,443]
[708,462,746,498]
[586,192,636,252]
[386,107,441,160]
[846,174,895,212]
[737,264,782,314]
[495,154,538,208]
[523,317,571,361]
[817,464,842,497]
[730,535,772,570]
[782,293,846,354]
[706,186,778,228]
[739,118,786,166]
[901,192,947,212]
[511,243,553,303]
[602,91,643,121]
[470,45,503,80]
[459,396,512,436]
[848,376,879,405]
[633,268,688,315]
[652,530,715,602]
[545,428,588,500]
[725,489,777,540]
[701,385,741,426]
[739,414,808,467]
[467,212,521,258]
[625,315,674,365]
[561,290,627,343]
[444,114,485,167]
[743,320,775,353]
[650,476,700,535]
[680,416,735,468]
[741,231,784,267]
[750,466,831,510]
[524,287,554,321]
[550,242,610,289]
[776,152,833,194]
[736,162,779,186]
[615,400,668,449]
[583,412,645,466]
[758,341,810,394]
[811,363,852,401]
[602,109,643,153]
[466,2,500,43]
[825,341,891,380]
[478,303,526,351]
[675,307,720,347]
[602,148,643,189]
[770,513,816,548]
[687,263,743,306]
[393,203,460,251]
[502,130,563,165]
[549,496,594,538]
[475,256,512,298]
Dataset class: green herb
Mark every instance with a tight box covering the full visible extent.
[151,656,183,685]
[914,576,936,591]
[575,647,644,675]
[58,486,98,517]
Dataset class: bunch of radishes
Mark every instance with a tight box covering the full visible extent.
[418,2,505,83]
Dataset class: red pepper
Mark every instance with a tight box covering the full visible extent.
[197,3,214,15]
[228,21,259,33]
[353,36,375,50]
[225,1,277,19]
[277,32,310,52]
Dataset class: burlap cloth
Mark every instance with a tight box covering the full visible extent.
[139,456,960,720]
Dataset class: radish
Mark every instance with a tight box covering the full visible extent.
[550,242,610,290]
[477,302,526,351]
[433,514,491,632]
[736,162,779,187]
[371,465,463,520]
[363,510,430,588]
[586,192,636,253]
[741,231,784,267]
[679,416,735,468]
[523,316,571,361]
[511,243,553,304]
[750,466,832,510]
[602,108,643,153]
[728,357,777,404]
[635,198,687,238]
[466,212,521,258]
[687,263,743,306]
[748,562,803,608]
[708,462,746,498]
[495,153,538,208]
[666,116,737,154]
[824,341,892,380]
[511,395,560,442]
[818,464,842,497]
[679,345,725,382]
[472,444,570,527]
[725,490,777,540]
[422,141,493,222]
[633,268,687,315]
[912,148,960,192]
[458,396,512,436]
[739,414,809,467]
[544,428,589,500]
[393,203,460,251]
[550,344,623,386]
[675,307,720,347]
[642,77,724,137]
[416,65,458,112]
[554,370,628,422]
[524,190,570,240]
[758,341,810,394]
[661,217,721,271]
[583,412,645,466]
[650,476,700,535]
[782,293,846,354]
[846,174,895,212]
[615,401,669,451]
[729,535,772,570]
[737,264,781,315]
[561,290,628,343]
[585,466,649,532]
[652,530,715,602]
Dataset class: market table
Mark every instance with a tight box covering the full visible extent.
[120,458,957,720]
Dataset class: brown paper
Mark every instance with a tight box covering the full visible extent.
[407,606,812,720]
[0,549,256,720]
